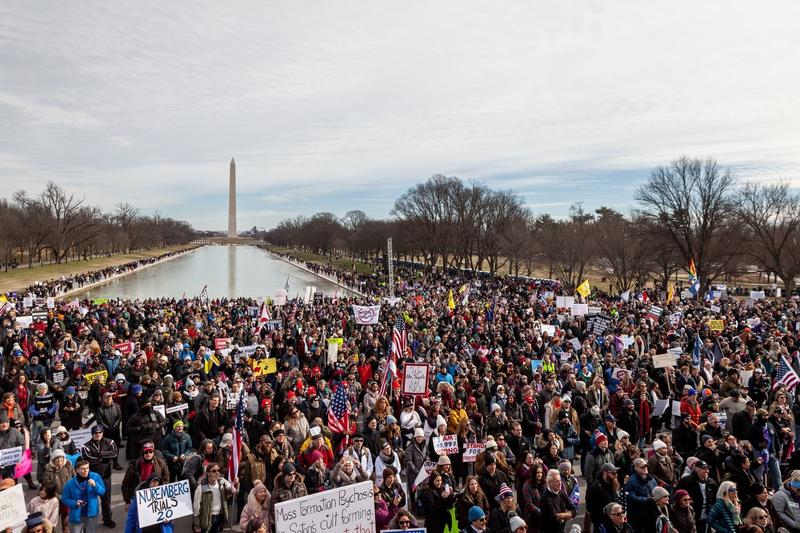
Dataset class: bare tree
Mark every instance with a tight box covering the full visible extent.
[594,207,652,293]
[736,181,800,292]
[538,203,597,291]
[635,157,739,292]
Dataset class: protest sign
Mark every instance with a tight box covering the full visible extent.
[750,290,766,300]
[166,403,188,414]
[383,529,426,533]
[653,353,677,368]
[402,364,430,396]
[570,303,588,316]
[85,369,108,385]
[709,320,724,332]
[252,358,277,376]
[710,305,721,314]
[433,434,459,455]
[463,443,484,463]
[115,341,134,356]
[353,305,381,324]
[653,399,670,417]
[264,319,283,331]
[556,296,575,308]
[154,405,166,418]
[413,461,437,490]
[22,297,33,308]
[247,306,261,317]
[273,291,288,306]
[0,483,26,529]
[531,360,543,373]
[32,309,48,321]
[274,480,375,533]
[214,338,229,350]
[71,428,93,449]
[621,335,635,348]
[680,290,693,300]
[611,368,630,381]
[585,314,612,336]
[327,341,340,364]
[0,447,22,468]
[568,338,581,351]
[587,306,601,315]
[313,292,324,305]
[540,324,556,337]
[46,297,55,309]
[668,312,682,326]
[671,401,682,417]
[136,479,192,527]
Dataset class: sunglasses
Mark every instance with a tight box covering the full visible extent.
[611,512,625,516]
[398,521,411,526]
[209,469,220,473]
[143,450,155,454]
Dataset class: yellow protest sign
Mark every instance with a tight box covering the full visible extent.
[251,358,277,376]
[709,319,724,332]
[85,370,108,384]
[327,336,344,347]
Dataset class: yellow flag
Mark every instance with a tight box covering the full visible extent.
[448,289,455,310]
[576,279,591,298]
[667,284,675,303]
[0,295,7,304]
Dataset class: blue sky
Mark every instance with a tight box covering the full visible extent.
[1,1,799,230]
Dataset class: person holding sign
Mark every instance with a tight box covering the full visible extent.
[62,459,107,533]
[123,475,174,533]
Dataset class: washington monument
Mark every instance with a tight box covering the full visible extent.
[228,157,237,237]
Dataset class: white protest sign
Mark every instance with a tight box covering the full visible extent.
[556,296,575,308]
[71,428,93,449]
[402,364,429,396]
[0,446,22,467]
[653,399,670,417]
[0,483,26,529]
[16,316,32,328]
[621,335,635,348]
[570,303,588,317]
[541,324,556,337]
[652,353,677,368]
[463,443,484,463]
[327,341,340,365]
[710,305,721,314]
[136,479,192,527]
[671,401,683,417]
[681,290,693,300]
[166,403,188,414]
[274,480,375,533]
[22,297,33,308]
[740,370,753,387]
[611,368,630,381]
[433,434,459,455]
[154,405,166,418]
[750,290,766,300]
[568,338,581,351]
[413,461,437,490]
[352,305,381,324]
[46,297,55,309]
[273,292,288,306]
[587,306,602,315]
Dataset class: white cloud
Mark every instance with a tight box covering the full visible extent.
[0,0,799,229]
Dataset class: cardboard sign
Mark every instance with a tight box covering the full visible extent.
[274,480,375,533]
[556,296,575,308]
[214,338,229,350]
[32,309,48,321]
[252,358,277,376]
[710,305,721,314]
[0,483,26,529]
[653,353,677,369]
[264,319,283,331]
[0,446,22,468]
[709,320,724,332]
[402,364,430,396]
[570,303,588,317]
[463,443,484,463]
[166,403,189,414]
[85,370,108,385]
[353,305,381,324]
[114,341,134,356]
[136,479,193,527]
[432,434,459,455]
[71,428,93,449]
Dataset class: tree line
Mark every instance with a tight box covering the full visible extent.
[0,182,196,270]
[263,156,800,293]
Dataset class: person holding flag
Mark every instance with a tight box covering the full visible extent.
[688,258,701,296]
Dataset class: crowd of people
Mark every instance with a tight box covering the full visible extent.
[1,252,800,533]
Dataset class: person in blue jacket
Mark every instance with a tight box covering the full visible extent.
[62,458,107,533]
[124,474,175,533]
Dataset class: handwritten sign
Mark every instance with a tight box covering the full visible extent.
[85,369,108,385]
[114,341,134,356]
[327,341,340,364]
[709,320,724,332]
[570,303,588,317]
[136,479,193,527]
[433,434,459,455]
[353,305,381,324]
[463,443,484,463]
[402,364,429,396]
[0,447,22,468]
[556,296,575,308]
[274,480,375,533]
[653,353,677,369]
[0,483,26,529]
[71,428,93,449]
[710,305,721,314]
[214,338,229,350]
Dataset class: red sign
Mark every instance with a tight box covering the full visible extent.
[214,338,230,351]
[114,342,134,356]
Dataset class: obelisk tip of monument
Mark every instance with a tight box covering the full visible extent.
[230,157,235,165]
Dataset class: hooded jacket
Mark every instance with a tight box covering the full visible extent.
[42,450,76,493]
[238,480,271,531]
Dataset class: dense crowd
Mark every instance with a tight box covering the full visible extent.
[1,254,800,533]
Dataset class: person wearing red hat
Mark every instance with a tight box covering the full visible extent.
[584,431,614,487]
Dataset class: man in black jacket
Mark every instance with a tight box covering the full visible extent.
[541,469,577,533]
[81,425,120,528]
[586,463,620,532]
[93,392,123,468]
[676,460,717,533]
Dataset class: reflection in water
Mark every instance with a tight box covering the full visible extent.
[76,245,348,300]
[228,245,236,296]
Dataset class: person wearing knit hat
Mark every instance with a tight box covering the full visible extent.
[467,506,486,530]
[162,417,192,480]
[508,516,527,533]
[494,482,514,502]
[648,437,677,492]
[488,482,518,531]
[624,455,658,531]
[652,486,676,533]
[584,429,615,487]
[671,488,696,532]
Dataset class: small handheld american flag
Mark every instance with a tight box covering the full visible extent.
[773,355,800,392]
[328,383,350,434]
[380,317,405,396]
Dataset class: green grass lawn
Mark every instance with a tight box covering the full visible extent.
[260,245,377,276]
[0,244,196,293]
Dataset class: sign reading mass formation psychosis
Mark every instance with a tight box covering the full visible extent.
[274,480,375,533]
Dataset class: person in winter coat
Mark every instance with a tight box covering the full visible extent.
[676,460,717,533]
[26,484,60,531]
[772,471,800,532]
[456,475,491,530]
[373,486,393,532]
[94,391,123,455]
[29,382,58,446]
[584,432,615,487]
[647,439,677,492]
[403,428,427,493]
[624,458,658,532]
[238,480,271,532]
[270,463,307,513]
[193,393,227,445]
[121,442,170,506]
[42,449,75,533]
[192,462,238,533]
[418,471,456,533]
[706,481,742,533]
[123,474,174,533]
[35,427,53,484]
[59,387,84,430]
[597,502,634,533]
[0,411,26,479]
[671,489,697,533]
[161,420,193,480]
[374,439,402,485]
[81,425,120,527]
[488,483,520,533]
[126,401,166,459]
[553,412,580,461]
[331,456,369,487]
[586,463,620,533]
[61,459,107,533]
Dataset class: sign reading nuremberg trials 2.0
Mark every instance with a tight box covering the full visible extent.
[274,480,375,533]
[136,479,192,527]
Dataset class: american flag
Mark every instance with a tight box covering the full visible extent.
[773,355,800,392]
[379,317,405,396]
[253,301,271,335]
[199,285,209,308]
[228,390,245,481]
[327,383,350,434]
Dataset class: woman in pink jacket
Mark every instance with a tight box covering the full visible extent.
[239,480,271,532]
